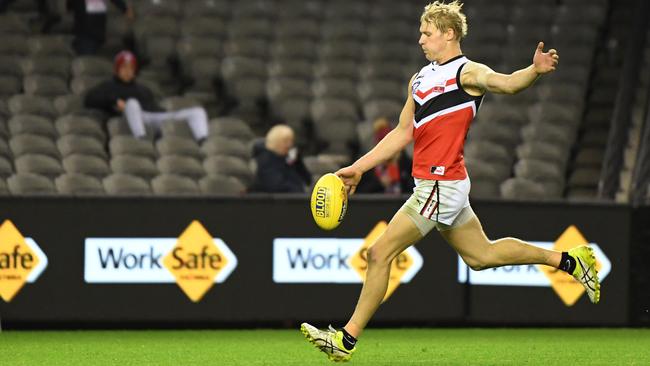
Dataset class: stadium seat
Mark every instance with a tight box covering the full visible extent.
[274,21,321,41]
[55,173,105,195]
[199,174,246,196]
[55,115,105,141]
[203,155,253,187]
[0,75,21,99]
[516,141,569,167]
[0,35,30,56]
[23,75,69,97]
[0,139,11,159]
[9,134,59,158]
[14,154,63,177]
[182,0,230,18]
[22,57,71,79]
[156,136,202,158]
[102,173,152,195]
[179,17,226,38]
[224,39,268,59]
[358,80,404,102]
[0,156,13,178]
[109,136,157,159]
[151,174,200,195]
[71,56,113,77]
[7,173,56,195]
[62,154,110,177]
[268,60,313,80]
[156,155,205,178]
[311,99,359,123]
[362,99,403,122]
[8,95,57,118]
[208,117,255,141]
[228,19,272,40]
[0,56,23,78]
[8,115,57,139]
[318,41,362,62]
[0,178,8,195]
[27,36,73,57]
[70,76,104,95]
[201,137,250,160]
[110,155,159,179]
[500,177,547,200]
[57,135,107,158]
[514,159,565,183]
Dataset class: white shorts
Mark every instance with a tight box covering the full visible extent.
[399,177,473,236]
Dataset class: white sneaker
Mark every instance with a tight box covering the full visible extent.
[300,322,355,362]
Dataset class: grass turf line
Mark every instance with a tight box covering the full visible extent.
[1,328,649,365]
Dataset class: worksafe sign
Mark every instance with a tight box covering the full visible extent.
[84,221,237,302]
[273,222,423,302]
[0,220,48,302]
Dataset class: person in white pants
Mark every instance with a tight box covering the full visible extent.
[84,50,209,141]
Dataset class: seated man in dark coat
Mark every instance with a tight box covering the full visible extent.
[253,124,311,193]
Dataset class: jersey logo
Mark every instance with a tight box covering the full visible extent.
[413,78,457,101]
[430,166,446,176]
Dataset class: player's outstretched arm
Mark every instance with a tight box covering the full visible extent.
[335,76,416,194]
[462,41,560,95]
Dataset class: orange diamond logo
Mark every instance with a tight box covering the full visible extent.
[0,220,40,302]
[163,221,228,302]
[539,225,602,306]
[350,222,415,302]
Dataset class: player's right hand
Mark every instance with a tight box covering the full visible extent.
[335,165,363,195]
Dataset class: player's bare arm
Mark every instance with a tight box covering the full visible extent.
[335,75,416,194]
[461,41,560,96]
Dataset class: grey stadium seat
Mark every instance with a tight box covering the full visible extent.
[314,61,359,81]
[208,118,254,141]
[500,177,547,200]
[54,95,85,116]
[8,95,57,118]
[362,99,403,122]
[156,136,202,158]
[8,115,57,139]
[103,173,152,195]
[0,35,30,56]
[358,80,405,102]
[180,17,226,38]
[0,156,13,178]
[268,60,313,80]
[514,159,565,185]
[22,57,71,79]
[465,157,511,182]
[62,154,110,177]
[0,75,23,97]
[360,61,406,82]
[201,137,250,160]
[199,175,246,196]
[269,42,315,63]
[70,76,104,95]
[71,56,113,77]
[203,155,254,187]
[14,154,63,178]
[157,155,205,178]
[57,135,107,158]
[151,174,200,195]
[0,56,23,77]
[568,168,601,189]
[516,141,569,167]
[7,173,56,195]
[110,155,159,179]
[55,173,105,195]
[10,134,59,158]
[266,78,312,103]
[318,41,362,62]
[0,138,10,159]
[27,36,73,57]
[465,141,512,165]
[23,75,69,97]
[467,121,520,147]
[310,99,359,123]
[520,123,575,146]
[55,115,106,141]
[0,178,7,195]
[224,39,268,59]
[109,136,157,159]
[274,20,321,41]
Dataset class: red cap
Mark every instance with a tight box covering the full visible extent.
[114,50,137,74]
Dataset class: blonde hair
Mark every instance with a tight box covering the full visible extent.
[420,1,468,41]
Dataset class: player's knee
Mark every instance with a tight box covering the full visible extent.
[462,254,489,271]
[366,244,392,267]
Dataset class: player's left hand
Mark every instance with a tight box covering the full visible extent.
[533,41,559,74]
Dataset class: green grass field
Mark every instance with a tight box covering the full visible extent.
[1,328,649,365]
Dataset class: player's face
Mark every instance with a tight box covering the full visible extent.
[117,63,136,83]
[418,22,446,62]
[278,132,294,156]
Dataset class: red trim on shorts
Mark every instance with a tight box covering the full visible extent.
[420,184,437,216]
[428,201,439,219]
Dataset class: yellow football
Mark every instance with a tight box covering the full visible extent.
[310,173,348,230]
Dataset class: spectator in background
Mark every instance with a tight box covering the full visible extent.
[253,124,311,193]
[84,50,209,141]
[68,0,134,55]
[357,118,414,194]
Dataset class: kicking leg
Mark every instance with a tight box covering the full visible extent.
[439,210,561,270]
[440,208,599,303]
[344,210,423,338]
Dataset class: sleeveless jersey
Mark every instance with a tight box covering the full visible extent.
[411,55,483,180]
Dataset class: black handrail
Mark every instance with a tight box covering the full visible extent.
[598,0,650,199]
